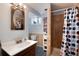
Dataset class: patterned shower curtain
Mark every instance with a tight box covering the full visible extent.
[60,7,79,56]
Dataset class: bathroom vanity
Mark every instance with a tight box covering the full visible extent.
[1,40,37,56]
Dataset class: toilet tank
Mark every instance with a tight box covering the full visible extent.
[31,35,36,41]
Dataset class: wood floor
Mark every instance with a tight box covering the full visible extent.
[51,48,60,56]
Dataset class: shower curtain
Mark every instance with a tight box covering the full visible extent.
[60,7,79,56]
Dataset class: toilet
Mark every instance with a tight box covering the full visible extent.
[30,35,36,41]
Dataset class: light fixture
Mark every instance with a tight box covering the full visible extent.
[19,3,22,6]
[23,5,26,8]
[10,3,26,9]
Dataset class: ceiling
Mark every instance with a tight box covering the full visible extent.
[26,3,79,16]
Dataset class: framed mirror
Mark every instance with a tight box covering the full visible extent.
[11,4,25,30]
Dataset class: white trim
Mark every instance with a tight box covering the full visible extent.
[52,8,65,13]
[52,11,64,15]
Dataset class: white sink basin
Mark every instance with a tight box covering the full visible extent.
[16,41,30,48]
[2,40,37,56]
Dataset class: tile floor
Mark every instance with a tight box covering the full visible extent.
[35,46,44,56]
[36,47,61,56]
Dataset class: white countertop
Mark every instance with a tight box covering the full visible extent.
[2,40,37,56]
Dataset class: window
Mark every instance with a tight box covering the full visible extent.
[31,16,42,25]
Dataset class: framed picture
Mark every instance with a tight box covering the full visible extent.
[11,4,25,30]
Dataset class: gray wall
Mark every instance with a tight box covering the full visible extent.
[0,3,43,43]
[0,3,29,42]
[26,4,43,34]
[26,3,50,34]
[28,12,43,34]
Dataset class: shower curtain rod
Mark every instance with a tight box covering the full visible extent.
[51,6,76,13]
